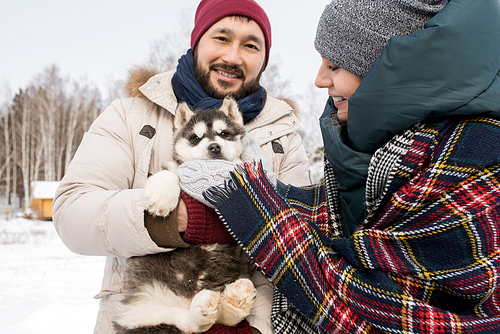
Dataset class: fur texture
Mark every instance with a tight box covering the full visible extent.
[125,66,160,98]
[114,97,255,334]
[142,97,246,218]
[172,97,245,166]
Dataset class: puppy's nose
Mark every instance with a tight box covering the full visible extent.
[208,143,221,154]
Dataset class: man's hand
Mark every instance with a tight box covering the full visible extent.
[177,198,187,233]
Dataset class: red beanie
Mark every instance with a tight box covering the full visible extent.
[190,0,272,70]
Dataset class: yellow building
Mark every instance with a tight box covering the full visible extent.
[30,181,60,220]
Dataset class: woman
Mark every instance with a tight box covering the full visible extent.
[179,0,500,332]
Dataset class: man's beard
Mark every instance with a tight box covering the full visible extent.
[194,52,262,101]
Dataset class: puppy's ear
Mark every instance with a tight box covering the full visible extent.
[220,96,243,125]
[174,102,194,129]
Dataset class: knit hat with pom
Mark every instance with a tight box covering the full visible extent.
[315,0,449,77]
[191,0,272,69]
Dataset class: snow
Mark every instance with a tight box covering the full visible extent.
[0,216,106,333]
[31,181,61,199]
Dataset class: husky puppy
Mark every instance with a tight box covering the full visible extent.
[113,97,256,334]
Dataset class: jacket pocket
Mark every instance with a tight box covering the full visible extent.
[94,284,124,334]
[94,283,122,299]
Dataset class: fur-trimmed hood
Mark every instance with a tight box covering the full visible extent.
[125,66,161,99]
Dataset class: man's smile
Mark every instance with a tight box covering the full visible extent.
[215,69,241,79]
[210,64,245,84]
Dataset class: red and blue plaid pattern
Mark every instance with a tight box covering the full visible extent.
[205,117,500,333]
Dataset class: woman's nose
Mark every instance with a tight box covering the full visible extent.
[315,66,332,89]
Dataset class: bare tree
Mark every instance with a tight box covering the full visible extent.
[147,33,188,72]
[103,75,125,108]
[9,88,43,209]
[296,84,326,183]
[2,99,11,216]
[146,10,192,72]
[17,89,34,209]
[12,98,18,210]
[1,66,103,210]
[260,56,293,99]
[63,79,101,174]
[32,66,67,181]
[0,111,4,187]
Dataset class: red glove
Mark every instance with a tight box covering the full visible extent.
[181,192,235,244]
[203,321,254,334]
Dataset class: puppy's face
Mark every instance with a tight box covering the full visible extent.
[173,97,246,165]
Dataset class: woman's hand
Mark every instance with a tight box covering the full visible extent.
[177,160,238,207]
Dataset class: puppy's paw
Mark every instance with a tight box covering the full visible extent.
[143,170,180,217]
[189,290,221,333]
[219,278,256,326]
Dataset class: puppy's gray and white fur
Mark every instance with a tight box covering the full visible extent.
[113,97,256,334]
[171,96,246,167]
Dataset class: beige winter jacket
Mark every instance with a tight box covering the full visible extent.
[52,70,311,333]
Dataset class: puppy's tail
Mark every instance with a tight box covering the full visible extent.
[125,66,160,98]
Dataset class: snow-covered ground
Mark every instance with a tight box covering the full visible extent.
[1,215,106,333]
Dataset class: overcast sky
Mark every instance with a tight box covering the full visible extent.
[0,0,330,103]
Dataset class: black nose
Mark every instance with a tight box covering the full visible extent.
[208,143,221,154]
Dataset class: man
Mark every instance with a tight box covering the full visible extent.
[52,0,310,333]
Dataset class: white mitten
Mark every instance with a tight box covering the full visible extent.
[177,160,237,207]
[240,135,277,185]
[240,135,264,162]
[177,159,277,208]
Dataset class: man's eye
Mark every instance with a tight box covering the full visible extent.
[246,44,259,51]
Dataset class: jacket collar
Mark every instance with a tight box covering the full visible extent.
[138,70,178,115]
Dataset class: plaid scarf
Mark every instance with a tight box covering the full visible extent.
[204,116,500,333]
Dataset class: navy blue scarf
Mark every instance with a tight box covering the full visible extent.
[171,50,265,123]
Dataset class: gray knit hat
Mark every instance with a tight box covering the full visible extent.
[315,0,449,78]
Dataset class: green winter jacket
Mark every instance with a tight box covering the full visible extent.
[320,0,500,237]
